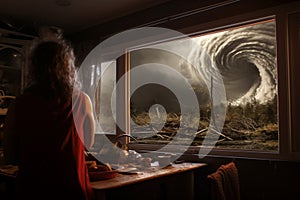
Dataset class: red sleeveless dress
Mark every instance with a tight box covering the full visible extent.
[11,88,95,200]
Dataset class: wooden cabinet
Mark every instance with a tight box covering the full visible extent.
[0,28,35,148]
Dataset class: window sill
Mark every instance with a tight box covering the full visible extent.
[127,143,299,162]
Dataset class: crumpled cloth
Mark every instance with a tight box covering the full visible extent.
[207,162,240,200]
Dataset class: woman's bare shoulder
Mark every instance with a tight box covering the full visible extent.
[80,91,91,101]
[79,91,93,109]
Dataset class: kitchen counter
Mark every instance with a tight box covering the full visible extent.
[0,162,208,200]
[91,162,207,200]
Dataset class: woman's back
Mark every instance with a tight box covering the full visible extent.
[11,87,94,199]
[4,36,95,200]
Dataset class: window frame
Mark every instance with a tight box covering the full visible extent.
[111,3,300,161]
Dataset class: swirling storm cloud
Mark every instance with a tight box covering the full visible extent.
[188,20,277,105]
[130,20,277,109]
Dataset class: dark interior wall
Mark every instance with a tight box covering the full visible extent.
[235,159,300,200]
[68,0,300,200]
[186,155,300,200]
[68,0,294,66]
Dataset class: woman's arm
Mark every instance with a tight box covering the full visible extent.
[82,92,95,150]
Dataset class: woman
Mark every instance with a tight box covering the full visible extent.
[4,36,95,199]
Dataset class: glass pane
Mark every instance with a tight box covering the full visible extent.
[94,61,117,135]
[129,19,278,152]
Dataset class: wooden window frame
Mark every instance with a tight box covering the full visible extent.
[111,2,300,162]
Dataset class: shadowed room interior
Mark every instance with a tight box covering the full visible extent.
[1,0,300,200]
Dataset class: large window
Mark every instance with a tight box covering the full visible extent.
[77,1,300,161]
[128,19,278,153]
[86,18,280,158]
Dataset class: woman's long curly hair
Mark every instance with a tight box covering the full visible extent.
[28,38,81,102]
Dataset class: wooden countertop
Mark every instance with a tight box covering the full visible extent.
[91,162,207,190]
[0,162,207,191]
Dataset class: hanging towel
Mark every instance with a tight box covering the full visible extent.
[207,162,240,200]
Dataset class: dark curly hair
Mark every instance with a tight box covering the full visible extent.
[28,39,81,102]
